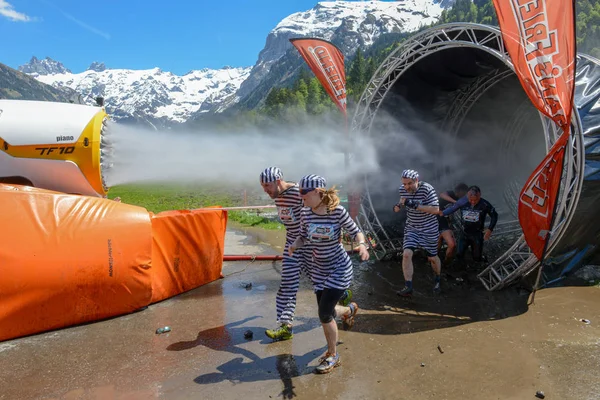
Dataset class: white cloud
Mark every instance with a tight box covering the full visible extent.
[0,0,32,22]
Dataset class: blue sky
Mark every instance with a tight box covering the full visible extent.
[0,0,329,74]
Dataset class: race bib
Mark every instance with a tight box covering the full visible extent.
[278,207,295,221]
[463,210,481,223]
[307,223,335,242]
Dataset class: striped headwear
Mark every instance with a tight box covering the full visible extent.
[402,169,419,180]
[299,174,326,189]
[260,167,283,183]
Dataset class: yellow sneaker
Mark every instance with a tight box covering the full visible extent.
[265,324,293,341]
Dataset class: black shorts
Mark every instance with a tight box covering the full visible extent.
[437,215,451,233]
[457,232,484,261]
[315,288,346,323]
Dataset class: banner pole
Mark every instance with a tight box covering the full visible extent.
[529,130,568,305]
[344,110,359,221]
[529,234,551,306]
[344,112,349,171]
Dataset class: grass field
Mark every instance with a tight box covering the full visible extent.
[107,183,283,230]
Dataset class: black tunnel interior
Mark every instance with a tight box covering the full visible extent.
[364,46,548,248]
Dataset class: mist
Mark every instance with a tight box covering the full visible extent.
[347,85,547,227]
[102,84,546,225]
[102,120,383,188]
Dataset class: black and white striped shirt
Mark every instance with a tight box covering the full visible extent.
[275,184,303,243]
[299,205,360,290]
[398,181,439,235]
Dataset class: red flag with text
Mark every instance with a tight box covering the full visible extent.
[291,38,360,219]
[290,38,347,115]
[492,0,576,259]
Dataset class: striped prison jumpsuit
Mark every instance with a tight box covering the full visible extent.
[274,184,304,325]
[398,182,440,257]
[299,205,360,292]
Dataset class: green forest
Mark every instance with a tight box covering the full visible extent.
[220,0,600,129]
[439,0,600,57]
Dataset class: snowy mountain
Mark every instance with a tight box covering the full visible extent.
[20,1,452,126]
[21,57,251,128]
[0,62,77,103]
[236,0,451,100]
[18,56,72,76]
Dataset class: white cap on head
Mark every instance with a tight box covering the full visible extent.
[299,174,326,189]
[259,167,283,183]
[402,169,419,180]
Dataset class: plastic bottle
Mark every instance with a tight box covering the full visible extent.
[156,326,171,334]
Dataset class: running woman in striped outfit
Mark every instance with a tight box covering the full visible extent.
[393,169,443,296]
[289,175,369,374]
[260,167,304,341]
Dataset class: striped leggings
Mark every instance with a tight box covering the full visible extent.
[276,243,303,325]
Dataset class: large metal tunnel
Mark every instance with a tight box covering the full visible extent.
[351,23,600,291]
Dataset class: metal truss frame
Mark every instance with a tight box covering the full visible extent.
[350,23,585,291]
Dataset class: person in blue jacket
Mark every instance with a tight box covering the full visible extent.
[437,185,498,262]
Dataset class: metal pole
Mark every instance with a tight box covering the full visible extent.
[529,133,568,306]
[194,205,276,211]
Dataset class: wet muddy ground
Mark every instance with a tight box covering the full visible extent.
[1,228,599,400]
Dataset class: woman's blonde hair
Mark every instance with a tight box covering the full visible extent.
[317,186,340,212]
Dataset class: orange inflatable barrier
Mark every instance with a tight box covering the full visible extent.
[0,184,227,342]
[0,184,153,342]
[150,209,227,303]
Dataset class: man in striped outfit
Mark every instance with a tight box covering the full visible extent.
[259,167,304,340]
[393,169,443,296]
[260,167,352,340]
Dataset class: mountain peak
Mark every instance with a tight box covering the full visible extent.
[27,65,252,127]
[20,0,452,126]
[236,0,451,100]
[274,0,447,40]
[87,61,107,72]
[18,56,71,75]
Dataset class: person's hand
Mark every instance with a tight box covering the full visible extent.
[437,209,443,216]
[358,244,370,261]
[288,245,296,256]
[400,197,406,205]
[484,229,492,241]
[393,204,401,213]
[404,199,420,210]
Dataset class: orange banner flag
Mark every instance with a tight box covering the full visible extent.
[290,38,347,115]
[492,0,577,259]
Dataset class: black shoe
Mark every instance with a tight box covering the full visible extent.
[433,281,441,294]
[397,286,413,297]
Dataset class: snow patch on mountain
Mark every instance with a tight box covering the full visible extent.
[29,65,251,124]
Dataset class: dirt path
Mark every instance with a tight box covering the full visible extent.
[0,227,598,400]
